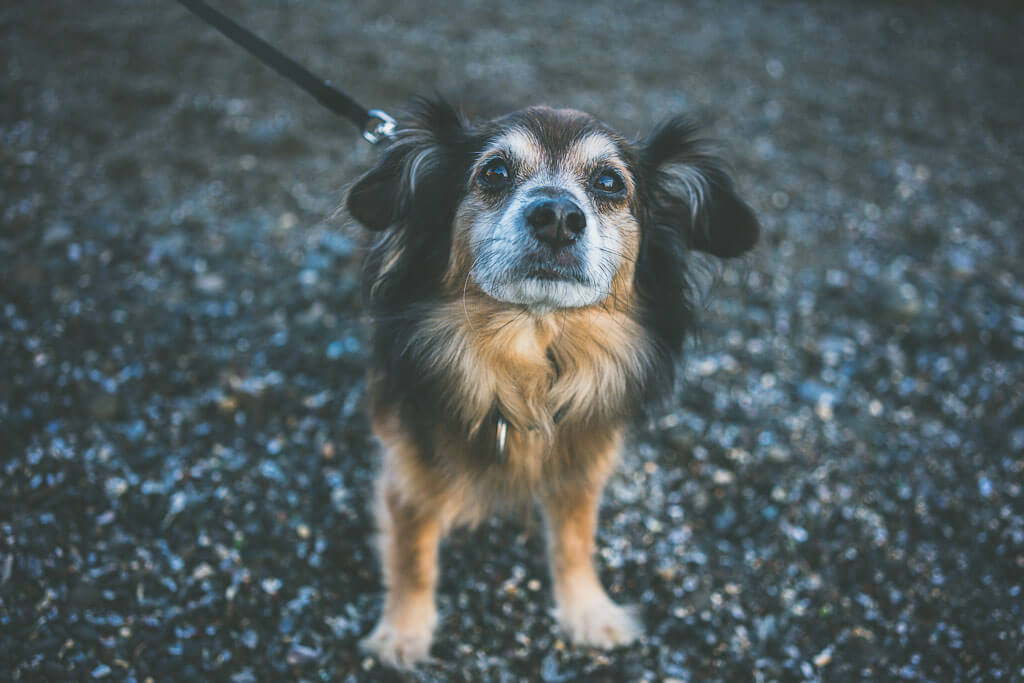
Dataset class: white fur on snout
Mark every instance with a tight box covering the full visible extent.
[469,172,626,310]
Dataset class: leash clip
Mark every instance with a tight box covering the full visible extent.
[363,109,396,144]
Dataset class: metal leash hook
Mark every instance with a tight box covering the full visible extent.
[363,109,397,145]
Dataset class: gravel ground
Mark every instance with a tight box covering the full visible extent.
[3,1,1024,680]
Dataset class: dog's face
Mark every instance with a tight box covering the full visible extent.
[453,110,638,309]
[347,98,759,350]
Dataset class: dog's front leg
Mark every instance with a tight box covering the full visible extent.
[361,475,441,668]
[540,483,642,649]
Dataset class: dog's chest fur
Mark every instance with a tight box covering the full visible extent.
[412,298,653,452]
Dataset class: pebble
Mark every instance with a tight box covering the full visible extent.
[240,630,259,650]
[42,221,73,247]
[978,475,994,498]
[89,393,120,421]
[947,248,977,277]
[325,340,345,359]
[195,273,226,293]
[285,643,320,665]
[891,283,922,317]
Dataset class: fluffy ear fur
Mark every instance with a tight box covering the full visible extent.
[631,117,760,385]
[347,96,477,308]
[640,117,759,258]
[347,98,478,453]
[346,96,471,231]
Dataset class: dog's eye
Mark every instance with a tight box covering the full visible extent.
[591,169,626,195]
[479,158,512,189]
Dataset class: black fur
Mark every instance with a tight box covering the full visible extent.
[633,116,760,399]
[346,97,759,442]
[640,117,759,259]
[347,98,480,456]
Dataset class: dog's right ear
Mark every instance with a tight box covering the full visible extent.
[346,97,469,231]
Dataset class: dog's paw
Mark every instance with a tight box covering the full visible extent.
[360,618,435,669]
[554,597,643,649]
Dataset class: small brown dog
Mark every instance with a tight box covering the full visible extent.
[346,97,758,667]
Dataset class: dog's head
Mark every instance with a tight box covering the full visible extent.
[348,97,758,351]
[450,108,643,311]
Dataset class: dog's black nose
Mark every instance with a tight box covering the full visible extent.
[524,197,586,247]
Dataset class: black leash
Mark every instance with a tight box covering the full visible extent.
[176,0,395,144]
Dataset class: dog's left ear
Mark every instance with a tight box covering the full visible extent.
[640,117,759,257]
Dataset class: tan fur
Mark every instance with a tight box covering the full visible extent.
[485,127,546,174]
[361,470,441,668]
[563,133,636,193]
[540,463,642,647]
[370,370,630,528]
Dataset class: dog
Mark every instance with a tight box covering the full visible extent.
[346,97,759,668]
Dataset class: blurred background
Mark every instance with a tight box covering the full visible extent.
[2,1,1022,680]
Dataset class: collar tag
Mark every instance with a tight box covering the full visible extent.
[495,414,509,463]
